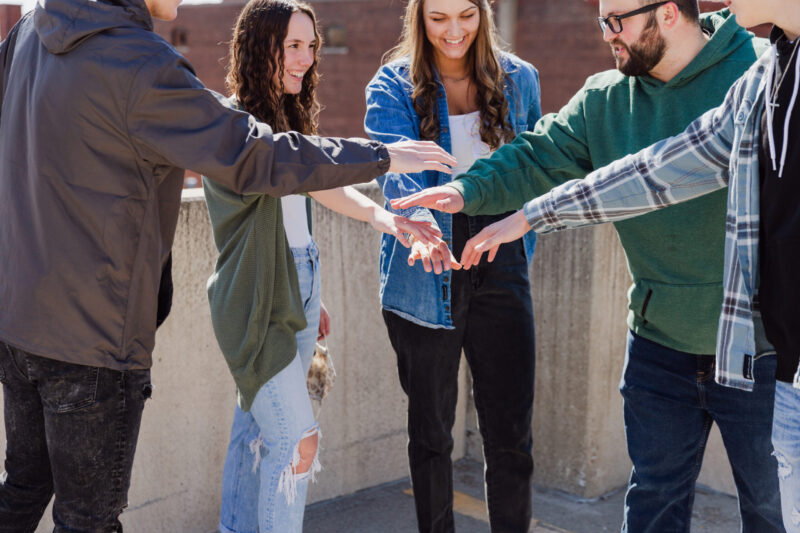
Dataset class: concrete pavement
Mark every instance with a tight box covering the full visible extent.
[304,459,740,533]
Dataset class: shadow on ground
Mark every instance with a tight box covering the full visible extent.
[304,459,740,532]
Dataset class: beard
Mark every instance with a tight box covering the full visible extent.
[612,15,667,77]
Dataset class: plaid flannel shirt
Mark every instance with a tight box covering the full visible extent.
[523,50,791,391]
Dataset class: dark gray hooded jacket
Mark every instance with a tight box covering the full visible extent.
[0,0,389,370]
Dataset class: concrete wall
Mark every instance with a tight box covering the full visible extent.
[1,185,736,531]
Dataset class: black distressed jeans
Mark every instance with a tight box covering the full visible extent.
[0,342,151,533]
[383,213,536,533]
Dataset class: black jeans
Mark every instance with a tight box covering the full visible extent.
[0,342,151,533]
[383,213,536,533]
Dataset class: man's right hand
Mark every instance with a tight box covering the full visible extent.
[386,141,458,175]
[390,186,465,214]
[408,237,462,274]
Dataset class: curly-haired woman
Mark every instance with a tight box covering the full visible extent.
[364,0,541,530]
[202,2,445,531]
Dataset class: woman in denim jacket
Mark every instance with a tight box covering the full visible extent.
[364,0,541,530]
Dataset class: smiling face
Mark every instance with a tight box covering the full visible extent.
[422,0,481,68]
[278,12,317,95]
[600,0,667,76]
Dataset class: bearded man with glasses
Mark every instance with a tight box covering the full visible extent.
[390,1,785,531]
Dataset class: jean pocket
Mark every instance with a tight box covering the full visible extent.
[38,362,100,414]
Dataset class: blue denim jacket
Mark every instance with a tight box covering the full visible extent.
[365,53,541,328]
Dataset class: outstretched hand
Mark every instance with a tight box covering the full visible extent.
[460,210,531,269]
[386,141,458,175]
[369,209,442,248]
[390,186,464,214]
[408,237,462,274]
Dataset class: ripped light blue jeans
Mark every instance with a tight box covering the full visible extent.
[219,242,322,533]
[773,381,800,533]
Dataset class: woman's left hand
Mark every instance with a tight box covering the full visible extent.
[369,208,442,248]
[318,301,331,340]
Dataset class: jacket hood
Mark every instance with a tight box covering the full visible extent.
[34,0,152,54]
[642,9,759,89]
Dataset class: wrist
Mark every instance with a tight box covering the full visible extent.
[368,204,381,225]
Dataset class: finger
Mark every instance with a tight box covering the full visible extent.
[396,231,410,248]
[421,251,432,273]
[408,248,421,266]
[421,161,454,174]
[390,193,432,210]
[436,241,452,272]
[413,144,458,165]
[463,244,484,268]
[318,315,329,340]
[487,245,500,263]
[460,240,478,270]
[430,246,444,275]
[416,227,437,244]
[405,228,432,246]
[409,222,441,245]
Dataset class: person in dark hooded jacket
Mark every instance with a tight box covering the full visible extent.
[0,0,456,528]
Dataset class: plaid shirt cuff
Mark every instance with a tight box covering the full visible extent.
[523,194,561,233]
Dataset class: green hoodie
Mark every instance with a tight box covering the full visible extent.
[449,11,767,355]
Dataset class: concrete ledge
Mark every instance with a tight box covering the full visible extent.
[1,185,734,531]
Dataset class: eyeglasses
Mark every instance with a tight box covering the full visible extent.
[597,1,671,35]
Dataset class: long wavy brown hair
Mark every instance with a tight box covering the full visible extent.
[227,0,321,135]
[386,0,514,150]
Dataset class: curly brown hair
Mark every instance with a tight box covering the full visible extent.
[226,0,321,135]
[386,0,514,151]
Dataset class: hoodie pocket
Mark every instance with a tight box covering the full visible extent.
[628,279,723,353]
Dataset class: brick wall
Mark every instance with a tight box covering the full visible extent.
[516,0,610,114]
[0,4,21,39]
[520,1,769,113]
[153,0,770,136]
[154,0,407,138]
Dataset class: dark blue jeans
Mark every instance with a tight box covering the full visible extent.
[383,213,536,533]
[621,331,784,533]
[0,342,151,533]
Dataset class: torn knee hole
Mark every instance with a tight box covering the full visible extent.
[295,432,319,474]
[278,427,322,505]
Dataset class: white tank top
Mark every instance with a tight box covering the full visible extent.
[448,111,492,176]
[281,194,312,248]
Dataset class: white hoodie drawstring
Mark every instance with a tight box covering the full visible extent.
[766,41,800,178]
[779,50,800,178]
[766,46,779,173]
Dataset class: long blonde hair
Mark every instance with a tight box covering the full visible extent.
[386,0,514,150]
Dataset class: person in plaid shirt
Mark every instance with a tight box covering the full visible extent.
[400,1,800,531]
[391,0,788,531]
